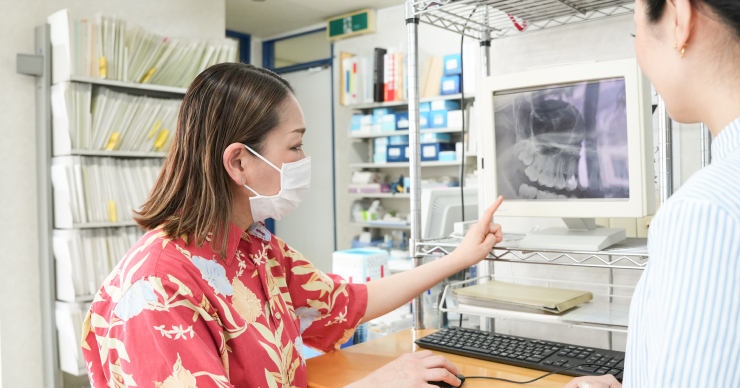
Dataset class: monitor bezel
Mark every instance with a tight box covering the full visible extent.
[478,59,655,219]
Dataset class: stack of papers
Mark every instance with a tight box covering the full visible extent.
[48,9,238,87]
[52,83,181,154]
[56,301,92,375]
[51,156,162,227]
[53,226,142,301]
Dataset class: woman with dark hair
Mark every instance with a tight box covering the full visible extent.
[565,0,740,387]
[81,62,504,388]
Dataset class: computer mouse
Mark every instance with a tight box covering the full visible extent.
[428,374,465,388]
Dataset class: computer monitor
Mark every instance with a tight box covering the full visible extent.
[421,187,478,239]
[478,59,655,251]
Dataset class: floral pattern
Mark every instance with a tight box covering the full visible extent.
[114,279,158,321]
[190,255,233,296]
[232,278,262,324]
[81,222,367,388]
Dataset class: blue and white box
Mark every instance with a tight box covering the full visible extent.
[389,135,409,145]
[395,111,409,130]
[380,114,396,132]
[373,108,393,122]
[332,248,389,284]
[421,142,456,161]
[374,137,388,155]
[443,54,462,76]
[373,153,387,163]
[438,151,457,161]
[440,75,461,95]
[387,144,410,162]
[420,102,432,112]
[360,115,374,131]
[429,110,448,128]
[420,111,430,129]
[351,114,363,131]
[431,100,460,111]
[420,133,451,143]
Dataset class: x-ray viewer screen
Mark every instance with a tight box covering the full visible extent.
[494,78,629,201]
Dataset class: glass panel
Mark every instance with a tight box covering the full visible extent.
[274,30,330,69]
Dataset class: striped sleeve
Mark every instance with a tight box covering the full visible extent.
[632,199,740,387]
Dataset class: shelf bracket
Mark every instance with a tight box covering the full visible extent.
[16,53,44,76]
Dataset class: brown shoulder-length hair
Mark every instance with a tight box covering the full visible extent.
[134,62,294,258]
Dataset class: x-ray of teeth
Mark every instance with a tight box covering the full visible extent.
[494,78,630,200]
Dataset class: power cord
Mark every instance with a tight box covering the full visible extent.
[465,363,614,385]
[458,7,476,223]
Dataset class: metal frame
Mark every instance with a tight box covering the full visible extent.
[404,0,671,332]
[262,28,332,74]
[225,29,252,64]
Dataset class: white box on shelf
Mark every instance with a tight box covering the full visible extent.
[447,110,463,129]
[332,248,389,284]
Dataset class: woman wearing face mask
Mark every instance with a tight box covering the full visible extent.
[81,63,504,388]
[564,1,740,388]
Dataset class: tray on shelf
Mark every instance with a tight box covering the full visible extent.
[440,275,634,333]
[412,0,634,39]
[417,235,649,269]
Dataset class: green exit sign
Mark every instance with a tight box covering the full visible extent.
[327,9,376,40]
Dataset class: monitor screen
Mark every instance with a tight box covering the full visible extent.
[493,78,629,201]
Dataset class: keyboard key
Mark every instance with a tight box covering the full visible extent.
[596,368,609,375]
[577,347,584,351]
[557,351,569,356]
[553,362,564,367]
[526,357,542,362]
[543,361,553,365]
[516,356,526,360]
[577,365,597,373]
[499,352,508,357]
[607,369,621,376]
[576,355,587,359]
[462,346,491,354]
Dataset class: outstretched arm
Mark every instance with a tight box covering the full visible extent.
[362,196,504,323]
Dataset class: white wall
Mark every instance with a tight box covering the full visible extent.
[0,1,224,386]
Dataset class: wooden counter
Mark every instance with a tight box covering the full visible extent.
[307,329,572,387]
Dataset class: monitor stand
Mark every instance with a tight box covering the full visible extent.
[516,218,626,252]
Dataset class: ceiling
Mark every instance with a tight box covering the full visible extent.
[225,0,405,38]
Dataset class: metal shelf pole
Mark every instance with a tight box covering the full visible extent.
[477,6,495,333]
[657,94,673,204]
[700,123,712,168]
[406,0,425,329]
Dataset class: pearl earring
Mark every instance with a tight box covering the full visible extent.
[241,178,244,183]
[674,41,677,49]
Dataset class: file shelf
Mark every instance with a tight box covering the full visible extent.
[28,11,238,383]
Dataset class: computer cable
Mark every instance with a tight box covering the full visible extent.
[464,363,610,385]
[458,7,477,223]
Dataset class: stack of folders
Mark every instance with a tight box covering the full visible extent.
[51,83,181,155]
[453,281,593,315]
[48,9,238,87]
[51,156,162,228]
[53,226,142,302]
[56,301,91,375]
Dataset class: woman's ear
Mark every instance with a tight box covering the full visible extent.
[223,143,248,185]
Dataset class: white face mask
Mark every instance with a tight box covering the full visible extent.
[242,144,311,222]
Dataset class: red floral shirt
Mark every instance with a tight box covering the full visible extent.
[81,222,367,388]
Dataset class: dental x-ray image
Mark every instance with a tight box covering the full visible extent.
[494,78,630,201]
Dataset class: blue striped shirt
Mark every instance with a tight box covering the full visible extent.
[624,117,740,387]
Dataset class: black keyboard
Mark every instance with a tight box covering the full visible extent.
[416,327,625,381]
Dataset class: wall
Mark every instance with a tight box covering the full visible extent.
[332,7,708,351]
[0,1,224,386]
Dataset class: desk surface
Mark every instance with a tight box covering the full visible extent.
[307,329,572,388]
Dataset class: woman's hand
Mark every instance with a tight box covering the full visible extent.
[562,375,622,388]
[346,351,462,388]
[452,195,504,267]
